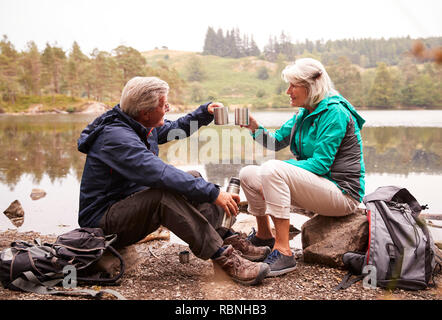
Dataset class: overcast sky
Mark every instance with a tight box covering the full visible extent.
[1,0,441,55]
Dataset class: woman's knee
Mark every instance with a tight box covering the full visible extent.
[239,165,260,183]
[260,160,284,179]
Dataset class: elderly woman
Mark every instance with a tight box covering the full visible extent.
[240,58,365,277]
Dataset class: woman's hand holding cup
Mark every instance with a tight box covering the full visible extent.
[240,113,259,133]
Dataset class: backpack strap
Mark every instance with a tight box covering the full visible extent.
[363,186,422,216]
[333,272,364,290]
[74,245,125,285]
[11,271,126,300]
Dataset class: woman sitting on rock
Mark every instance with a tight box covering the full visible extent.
[240,58,366,277]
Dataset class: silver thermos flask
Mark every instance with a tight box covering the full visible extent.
[221,177,240,229]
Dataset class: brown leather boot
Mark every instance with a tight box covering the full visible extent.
[223,234,271,261]
[212,245,270,285]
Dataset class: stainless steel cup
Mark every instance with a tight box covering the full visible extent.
[213,106,229,125]
[179,250,190,264]
[235,108,249,126]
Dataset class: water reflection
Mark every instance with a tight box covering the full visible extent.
[0,113,441,234]
[0,115,94,188]
[0,115,441,189]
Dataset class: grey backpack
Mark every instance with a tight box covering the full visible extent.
[336,186,442,290]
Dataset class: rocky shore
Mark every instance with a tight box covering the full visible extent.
[0,229,440,301]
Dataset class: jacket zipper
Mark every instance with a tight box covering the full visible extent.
[297,117,307,157]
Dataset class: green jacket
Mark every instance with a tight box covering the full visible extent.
[252,94,365,202]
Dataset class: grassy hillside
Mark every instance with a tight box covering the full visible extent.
[142,49,289,109]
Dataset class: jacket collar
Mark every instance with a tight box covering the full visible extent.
[298,94,363,126]
[297,98,329,121]
[113,104,151,140]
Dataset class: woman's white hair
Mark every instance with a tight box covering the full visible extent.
[120,76,169,118]
[281,58,337,107]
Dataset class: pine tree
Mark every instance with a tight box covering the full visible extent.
[0,35,20,103]
[67,41,88,97]
[90,49,115,101]
[215,28,225,57]
[186,55,206,82]
[41,43,66,95]
[263,36,277,62]
[327,56,363,106]
[20,41,41,96]
[368,62,395,107]
[249,36,261,56]
[113,45,147,85]
[398,57,420,105]
[202,27,217,55]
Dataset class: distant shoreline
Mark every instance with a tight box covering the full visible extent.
[1,105,441,116]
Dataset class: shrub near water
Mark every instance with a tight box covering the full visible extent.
[1,95,83,113]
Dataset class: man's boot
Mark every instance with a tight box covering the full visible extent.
[212,245,270,285]
[223,234,271,261]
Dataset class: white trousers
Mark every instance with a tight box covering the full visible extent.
[239,160,359,220]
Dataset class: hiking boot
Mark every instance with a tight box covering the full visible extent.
[212,245,270,285]
[223,234,271,262]
[246,228,275,249]
[263,249,297,277]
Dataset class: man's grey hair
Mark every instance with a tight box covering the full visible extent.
[282,58,337,107]
[120,76,169,118]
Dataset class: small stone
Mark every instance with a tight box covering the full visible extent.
[30,188,46,200]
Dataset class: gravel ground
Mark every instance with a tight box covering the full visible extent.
[0,230,441,301]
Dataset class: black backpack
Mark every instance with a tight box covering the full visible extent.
[0,227,126,299]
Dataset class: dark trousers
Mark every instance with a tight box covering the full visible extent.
[99,187,227,260]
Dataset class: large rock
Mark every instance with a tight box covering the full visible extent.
[27,104,44,114]
[137,226,170,243]
[80,102,110,114]
[301,213,369,268]
[3,200,25,227]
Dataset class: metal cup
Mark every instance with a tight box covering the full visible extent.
[235,108,249,126]
[179,250,190,264]
[213,106,229,125]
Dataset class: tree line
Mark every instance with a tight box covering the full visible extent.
[203,27,261,58]
[1,32,441,110]
[0,35,185,107]
[203,27,441,68]
[326,56,441,108]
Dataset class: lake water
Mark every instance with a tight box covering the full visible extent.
[1,110,441,243]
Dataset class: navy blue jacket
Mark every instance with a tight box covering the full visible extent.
[77,102,220,227]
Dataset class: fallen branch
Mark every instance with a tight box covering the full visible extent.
[148,245,160,259]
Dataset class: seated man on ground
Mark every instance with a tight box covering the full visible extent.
[77,76,271,285]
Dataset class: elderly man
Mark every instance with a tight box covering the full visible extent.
[77,76,270,285]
